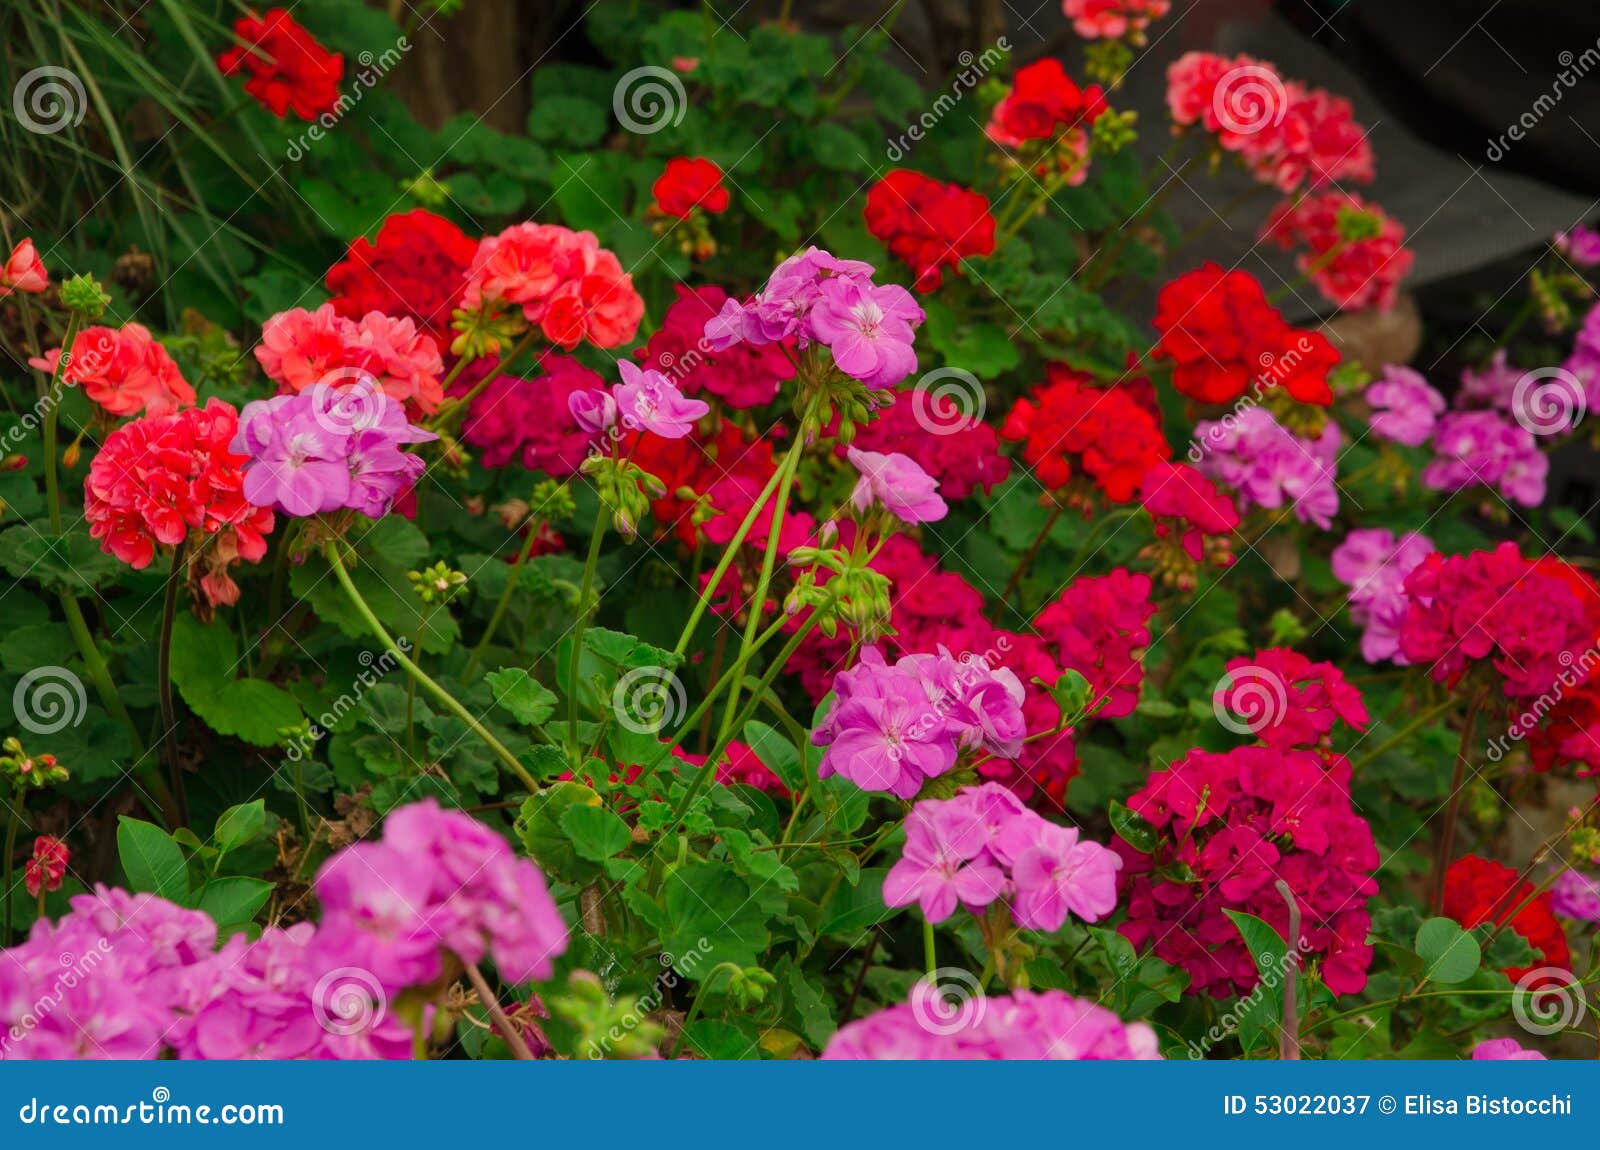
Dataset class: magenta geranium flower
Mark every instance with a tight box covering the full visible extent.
[847,445,947,524]
[612,360,708,440]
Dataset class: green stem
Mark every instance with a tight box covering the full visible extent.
[323,541,538,793]
[1430,698,1482,913]
[405,610,431,764]
[1352,696,1458,769]
[671,462,789,658]
[41,315,80,535]
[465,519,543,681]
[567,510,608,761]
[429,330,537,434]
[1002,503,1063,605]
[157,541,188,824]
[58,592,173,823]
[716,434,805,741]
[922,917,937,979]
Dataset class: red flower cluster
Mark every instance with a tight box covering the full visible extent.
[1000,367,1170,501]
[25,836,69,898]
[1399,542,1597,701]
[30,324,196,417]
[1063,0,1170,41]
[864,170,996,292]
[651,157,729,219]
[326,210,477,350]
[1442,855,1570,983]
[841,388,1011,501]
[1263,192,1414,314]
[1216,648,1368,750]
[1152,262,1339,405]
[452,354,603,477]
[255,304,444,414]
[1166,52,1374,193]
[84,399,274,606]
[635,285,794,410]
[1034,569,1155,719]
[461,222,643,351]
[1138,461,1238,578]
[629,423,781,550]
[1117,743,1379,998]
[986,59,1108,181]
[217,8,343,121]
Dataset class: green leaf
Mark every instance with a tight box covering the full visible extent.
[117,816,189,903]
[194,876,273,927]
[519,782,604,882]
[212,800,266,858]
[1414,917,1481,984]
[485,668,558,727]
[169,615,303,746]
[662,862,770,974]
[1108,799,1159,854]
[526,95,607,147]
[1223,909,1292,1054]
[558,803,632,862]
[0,526,127,591]
[741,719,806,796]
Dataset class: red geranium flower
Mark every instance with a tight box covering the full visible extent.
[25,836,69,898]
[1263,192,1414,314]
[217,8,343,121]
[864,170,996,292]
[1442,855,1571,983]
[1152,262,1337,405]
[986,58,1107,148]
[326,210,477,350]
[1000,368,1170,501]
[652,157,730,219]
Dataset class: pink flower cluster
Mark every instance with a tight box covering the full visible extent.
[30,324,196,417]
[704,247,923,391]
[1034,568,1155,718]
[1331,528,1437,663]
[1193,407,1341,528]
[1421,411,1546,507]
[1400,542,1596,699]
[1366,365,1446,446]
[789,534,1085,805]
[822,988,1159,1059]
[1166,52,1374,193]
[1216,648,1369,748]
[1116,742,1380,998]
[461,222,643,350]
[453,354,605,475]
[841,388,1012,501]
[1550,869,1600,923]
[884,783,1121,932]
[847,446,947,525]
[635,285,795,410]
[0,802,567,1059]
[812,645,1027,799]
[231,384,435,518]
[256,303,445,414]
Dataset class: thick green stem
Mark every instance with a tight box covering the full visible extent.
[465,519,544,681]
[157,541,188,824]
[323,542,538,793]
[567,511,608,761]
[429,329,538,434]
[923,917,937,979]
